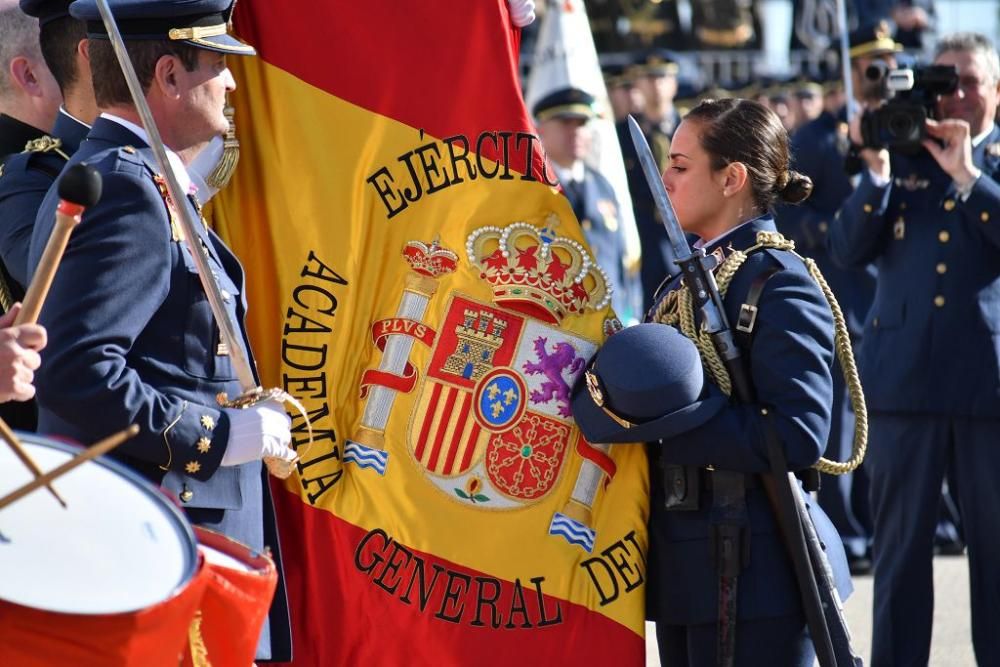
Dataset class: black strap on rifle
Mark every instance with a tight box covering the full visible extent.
[736,266,821,494]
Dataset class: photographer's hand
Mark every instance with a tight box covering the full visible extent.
[848,112,891,182]
[923,118,981,190]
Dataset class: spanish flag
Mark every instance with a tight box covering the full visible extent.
[213,2,648,664]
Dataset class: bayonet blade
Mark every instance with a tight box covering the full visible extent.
[626,115,691,265]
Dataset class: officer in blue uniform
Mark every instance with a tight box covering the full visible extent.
[534,86,641,321]
[829,31,1000,666]
[777,25,903,574]
[617,49,682,309]
[0,1,86,432]
[0,0,91,296]
[28,0,293,660]
[577,98,851,666]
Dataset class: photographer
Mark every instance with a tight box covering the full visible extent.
[829,32,1000,666]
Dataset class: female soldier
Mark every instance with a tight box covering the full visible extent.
[574,97,853,665]
[651,97,852,666]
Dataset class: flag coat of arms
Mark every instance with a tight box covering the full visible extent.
[212,2,649,664]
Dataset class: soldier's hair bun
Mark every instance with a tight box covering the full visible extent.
[778,170,813,205]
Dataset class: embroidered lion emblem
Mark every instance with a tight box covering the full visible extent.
[522,337,584,417]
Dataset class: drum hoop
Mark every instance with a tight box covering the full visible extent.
[9,433,201,613]
[194,525,275,573]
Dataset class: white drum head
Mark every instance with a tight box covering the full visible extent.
[0,435,197,614]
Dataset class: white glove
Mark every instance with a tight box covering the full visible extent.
[221,399,295,467]
[507,0,536,27]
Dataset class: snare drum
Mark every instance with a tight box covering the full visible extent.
[183,526,278,667]
[0,433,206,666]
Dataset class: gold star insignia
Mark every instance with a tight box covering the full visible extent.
[197,437,211,454]
[185,461,201,474]
[200,415,215,430]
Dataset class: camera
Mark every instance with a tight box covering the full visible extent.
[860,63,959,152]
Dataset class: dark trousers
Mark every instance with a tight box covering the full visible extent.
[655,614,813,667]
[868,414,1000,667]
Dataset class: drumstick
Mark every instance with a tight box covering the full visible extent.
[15,164,102,325]
[0,417,66,508]
[0,424,139,512]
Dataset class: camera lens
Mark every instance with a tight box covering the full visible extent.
[889,113,917,139]
[865,62,889,81]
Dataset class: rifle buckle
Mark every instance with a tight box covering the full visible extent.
[736,303,758,333]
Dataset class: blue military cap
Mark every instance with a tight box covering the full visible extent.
[532,87,597,122]
[848,20,902,60]
[602,63,633,89]
[19,0,72,26]
[571,323,726,444]
[68,0,255,56]
[630,48,680,78]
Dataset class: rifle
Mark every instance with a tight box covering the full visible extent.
[627,116,862,667]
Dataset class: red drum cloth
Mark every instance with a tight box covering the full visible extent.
[0,561,209,667]
[183,526,278,667]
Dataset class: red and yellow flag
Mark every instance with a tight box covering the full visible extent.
[213,2,649,664]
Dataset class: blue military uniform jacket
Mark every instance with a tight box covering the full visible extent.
[828,124,1000,417]
[27,117,291,659]
[0,112,85,432]
[562,164,642,319]
[780,110,876,338]
[645,216,851,625]
[0,109,90,292]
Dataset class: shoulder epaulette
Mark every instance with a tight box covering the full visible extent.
[22,135,70,161]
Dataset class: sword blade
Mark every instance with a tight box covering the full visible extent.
[94,0,255,393]
[626,115,691,264]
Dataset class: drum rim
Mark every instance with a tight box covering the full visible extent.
[1,432,201,614]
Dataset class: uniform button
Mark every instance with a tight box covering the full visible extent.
[938,230,950,243]
[982,212,990,222]
[900,202,907,210]
[936,263,947,274]
[863,204,873,213]
[943,199,956,211]
[873,317,880,328]
[818,221,829,233]
[180,488,194,503]
[934,295,946,307]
